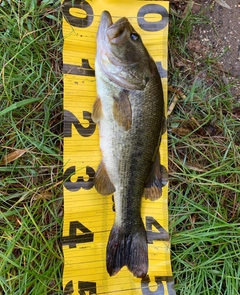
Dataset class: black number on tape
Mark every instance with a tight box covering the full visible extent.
[64,166,95,192]
[63,59,95,77]
[165,277,176,295]
[156,61,167,78]
[146,216,169,243]
[63,280,74,295]
[62,221,94,248]
[79,281,97,295]
[137,4,168,32]
[63,280,97,295]
[141,276,175,295]
[112,195,115,212]
[64,110,96,137]
[62,0,93,28]
[141,275,164,294]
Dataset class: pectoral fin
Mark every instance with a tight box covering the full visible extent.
[113,90,132,131]
[144,153,168,201]
[92,97,103,123]
[94,161,115,195]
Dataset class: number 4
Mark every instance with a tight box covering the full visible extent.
[146,216,169,243]
[62,221,94,248]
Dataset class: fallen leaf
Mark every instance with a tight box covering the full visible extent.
[33,191,53,200]
[168,86,187,116]
[215,0,232,9]
[185,163,206,172]
[172,127,191,136]
[168,95,178,116]
[1,149,27,165]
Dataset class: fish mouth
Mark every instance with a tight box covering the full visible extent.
[107,17,129,44]
[97,11,112,43]
[98,11,130,45]
[98,11,112,34]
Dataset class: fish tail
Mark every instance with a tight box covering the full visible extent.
[106,222,148,278]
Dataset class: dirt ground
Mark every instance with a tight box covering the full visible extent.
[171,0,240,98]
[198,0,240,98]
[195,0,240,77]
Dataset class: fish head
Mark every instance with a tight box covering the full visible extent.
[96,11,155,90]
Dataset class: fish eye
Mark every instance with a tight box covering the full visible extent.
[130,33,139,41]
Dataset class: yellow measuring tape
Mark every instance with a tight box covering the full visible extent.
[62,1,174,294]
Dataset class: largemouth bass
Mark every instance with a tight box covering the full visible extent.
[92,11,166,278]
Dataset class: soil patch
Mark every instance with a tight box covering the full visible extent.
[170,0,240,98]
[195,0,240,77]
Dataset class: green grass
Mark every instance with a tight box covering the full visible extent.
[168,3,240,295]
[0,1,63,294]
[1,1,239,294]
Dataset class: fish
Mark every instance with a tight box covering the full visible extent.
[92,11,166,278]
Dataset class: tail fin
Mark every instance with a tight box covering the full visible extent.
[106,223,148,278]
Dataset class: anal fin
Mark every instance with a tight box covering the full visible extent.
[94,161,115,195]
[144,152,168,201]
